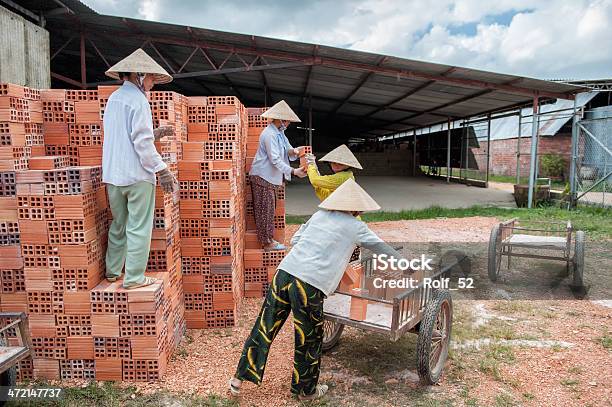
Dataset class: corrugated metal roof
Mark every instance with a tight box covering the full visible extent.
[392,92,599,142]
[26,0,588,140]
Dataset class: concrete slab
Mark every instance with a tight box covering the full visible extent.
[286,176,516,215]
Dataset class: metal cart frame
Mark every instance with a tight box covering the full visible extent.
[487,218,585,288]
[0,313,32,391]
[322,250,466,384]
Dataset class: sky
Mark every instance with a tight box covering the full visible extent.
[82,0,612,80]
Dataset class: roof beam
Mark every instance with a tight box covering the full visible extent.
[51,72,83,88]
[329,55,388,116]
[74,24,575,100]
[359,67,456,121]
[372,89,495,132]
[1,0,42,22]
[172,60,313,79]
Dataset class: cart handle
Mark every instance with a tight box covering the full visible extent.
[0,312,27,320]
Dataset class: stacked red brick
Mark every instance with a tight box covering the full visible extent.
[0,83,44,380]
[0,83,44,171]
[179,96,248,328]
[15,161,109,380]
[243,108,286,298]
[0,84,185,382]
[91,88,186,381]
[41,89,103,166]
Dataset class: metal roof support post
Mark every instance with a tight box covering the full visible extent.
[308,95,313,147]
[569,97,579,208]
[485,113,491,187]
[446,117,451,183]
[464,122,469,183]
[516,111,522,184]
[412,129,417,176]
[80,32,87,89]
[527,95,540,208]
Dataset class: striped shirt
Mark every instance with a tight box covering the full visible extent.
[102,81,167,186]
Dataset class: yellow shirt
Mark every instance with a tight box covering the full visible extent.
[307,164,354,201]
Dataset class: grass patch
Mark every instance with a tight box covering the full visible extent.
[561,378,580,387]
[522,392,535,400]
[568,366,583,375]
[287,205,612,239]
[494,392,516,407]
[596,332,612,350]
[478,345,515,381]
[6,382,238,407]
[490,301,534,314]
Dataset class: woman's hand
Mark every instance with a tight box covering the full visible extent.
[292,167,307,178]
[305,153,316,165]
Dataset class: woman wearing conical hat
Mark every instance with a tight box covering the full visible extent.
[102,48,179,290]
[304,144,362,201]
[249,100,308,251]
[230,179,401,401]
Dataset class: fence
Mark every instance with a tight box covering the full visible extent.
[571,107,612,207]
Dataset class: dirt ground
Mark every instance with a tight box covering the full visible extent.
[118,217,611,406]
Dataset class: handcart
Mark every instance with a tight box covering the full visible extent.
[322,250,468,384]
[487,219,585,289]
[0,312,32,406]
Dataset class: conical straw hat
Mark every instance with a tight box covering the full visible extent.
[319,144,363,169]
[319,178,380,212]
[105,48,173,84]
[261,100,301,122]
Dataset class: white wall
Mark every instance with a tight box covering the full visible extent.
[0,6,50,88]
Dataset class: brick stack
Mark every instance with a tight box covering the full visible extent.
[41,89,103,166]
[0,82,290,381]
[147,90,186,357]
[243,108,287,298]
[0,83,186,382]
[0,83,43,172]
[0,83,43,381]
[179,96,248,329]
[12,163,108,380]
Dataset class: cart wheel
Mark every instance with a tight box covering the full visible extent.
[417,290,452,384]
[0,337,16,407]
[488,225,501,282]
[322,320,344,352]
[573,231,585,288]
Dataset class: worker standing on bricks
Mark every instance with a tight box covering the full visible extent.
[102,48,179,289]
[249,100,308,251]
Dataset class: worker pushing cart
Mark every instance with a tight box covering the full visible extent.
[230,179,402,401]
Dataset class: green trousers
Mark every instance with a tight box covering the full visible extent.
[105,182,155,287]
[235,269,324,396]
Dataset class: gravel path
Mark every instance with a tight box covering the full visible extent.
[101,217,610,406]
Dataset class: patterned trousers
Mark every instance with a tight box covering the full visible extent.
[235,269,324,396]
[250,175,278,246]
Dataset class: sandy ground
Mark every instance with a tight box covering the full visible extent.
[75,217,610,406]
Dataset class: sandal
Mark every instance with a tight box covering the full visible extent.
[228,377,242,396]
[106,276,119,282]
[264,241,286,251]
[298,384,328,401]
[123,276,157,290]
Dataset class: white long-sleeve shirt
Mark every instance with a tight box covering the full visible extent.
[248,124,297,186]
[102,81,167,186]
[278,210,402,296]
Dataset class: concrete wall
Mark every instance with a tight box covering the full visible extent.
[314,149,415,176]
[0,6,50,88]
